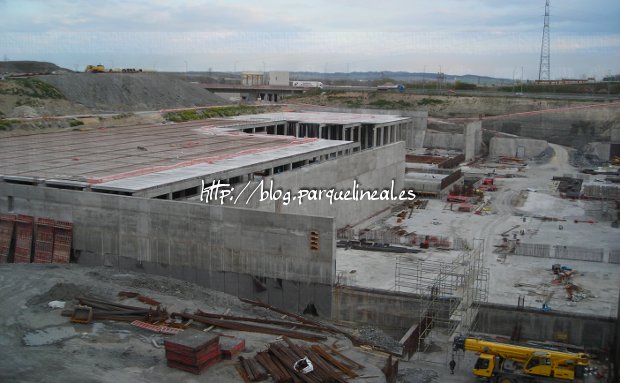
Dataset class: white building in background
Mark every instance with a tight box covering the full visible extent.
[268,71,289,86]
[241,72,265,86]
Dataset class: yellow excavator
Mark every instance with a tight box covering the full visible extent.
[452,335,591,382]
[85,64,106,73]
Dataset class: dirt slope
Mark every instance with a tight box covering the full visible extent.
[38,72,227,112]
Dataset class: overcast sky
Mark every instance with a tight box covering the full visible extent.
[1,0,619,80]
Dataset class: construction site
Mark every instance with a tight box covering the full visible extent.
[1,57,619,381]
[1,0,620,374]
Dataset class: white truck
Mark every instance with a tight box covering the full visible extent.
[292,81,324,89]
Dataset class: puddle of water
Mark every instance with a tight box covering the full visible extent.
[23,322,133,346]
[91,322,132,340]
[23,326,78,346]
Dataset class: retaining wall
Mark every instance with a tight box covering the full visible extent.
[0,183,335,315]
[473,303,615,350]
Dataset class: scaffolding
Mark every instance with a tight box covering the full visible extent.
[395,239,489,362]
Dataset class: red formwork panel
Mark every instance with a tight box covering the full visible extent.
[52,221,73,264]
[34,218,55,264]
[0,214,16,263]
[14,215,34,264]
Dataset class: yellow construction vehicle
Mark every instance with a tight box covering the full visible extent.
[85,64,106,73]
[453,335,590,382]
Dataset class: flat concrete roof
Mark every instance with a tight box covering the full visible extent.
[0,119,354,192]
[405,172,449,181]
[230,111,410,125]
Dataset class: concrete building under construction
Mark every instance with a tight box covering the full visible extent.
[0,111,423,316]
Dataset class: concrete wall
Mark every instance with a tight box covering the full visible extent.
[424,131,464,150]
[217,142,407,228]
[482,105,620,150]
[489,137,549,159]
[0,183,335,315]
[474,303,615,350]
[331,286,456,338]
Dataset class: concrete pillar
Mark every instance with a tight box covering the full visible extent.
[372,127,377,148]
[318,124,323,139]
[464,121,482,161]
[295,123,300,138]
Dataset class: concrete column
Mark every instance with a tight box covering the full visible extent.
[318,124,323,139]
[372,127,377,148]
[295,123,300,138]
[378,127,383,146]
[464,121,482,161]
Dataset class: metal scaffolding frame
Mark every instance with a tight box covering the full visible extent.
[395,239,489,363]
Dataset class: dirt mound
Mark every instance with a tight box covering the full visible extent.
[37,73,227,112]
[0,61,65,74]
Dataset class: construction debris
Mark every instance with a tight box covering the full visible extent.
[239,298,403,357]
[61,295,169,323]
[130,320,183,335]
[171,311,328,342]
[219,336,246,359]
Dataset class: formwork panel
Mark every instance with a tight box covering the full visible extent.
[52,221,73,264]
[34,218,55,263]
[0,214,16,263]
[14,215,34,263]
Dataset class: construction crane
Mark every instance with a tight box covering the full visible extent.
[453,335,590,382]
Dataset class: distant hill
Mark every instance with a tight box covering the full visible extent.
[0,61,68,74]
[289,71,512,85]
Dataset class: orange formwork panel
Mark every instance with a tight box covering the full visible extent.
[0,214,16,263]
[14,215,34,263]
[52,221,73,264]
[34,218,55,264]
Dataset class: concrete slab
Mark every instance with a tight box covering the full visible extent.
[0,119,355,193]
[336,143,620,318]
